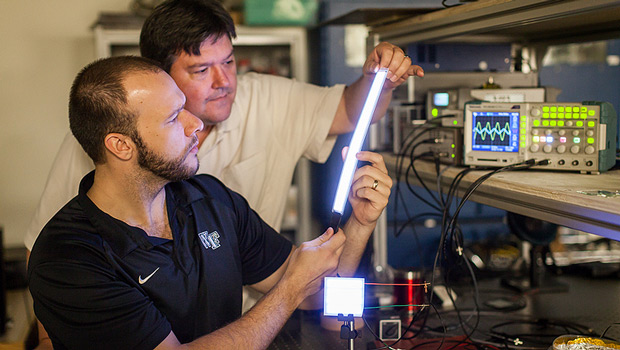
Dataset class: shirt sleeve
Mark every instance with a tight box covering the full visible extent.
[235,195,293,285]
[24,133,95,250]
[29,241,171,350]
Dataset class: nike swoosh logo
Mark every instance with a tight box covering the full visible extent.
[138,267,160,285]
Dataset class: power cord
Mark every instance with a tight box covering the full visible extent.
[430,160,541,345]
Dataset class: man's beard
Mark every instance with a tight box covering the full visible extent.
[133,132,199,182]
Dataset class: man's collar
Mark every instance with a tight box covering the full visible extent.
[202,103,241,148]
[76,172,208,258]
[76,171,166,257]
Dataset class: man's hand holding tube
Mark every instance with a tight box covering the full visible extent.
[345,149,392,228]
[337,148,392,279]
[364,41,424,89]
[280,227,346,305]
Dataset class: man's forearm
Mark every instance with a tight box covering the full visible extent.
[337,217,376,277]
[183,282,300,350]
[342,75,394,130]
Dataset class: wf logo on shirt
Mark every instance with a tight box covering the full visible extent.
[199,231,221,250]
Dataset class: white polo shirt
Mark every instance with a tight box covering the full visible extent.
[24,72,344,250]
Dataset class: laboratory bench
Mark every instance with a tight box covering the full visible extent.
[383,153,620,242]
[266,274,620,349]
[268,142,620,348]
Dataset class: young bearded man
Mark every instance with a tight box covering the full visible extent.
[28,56,393,350]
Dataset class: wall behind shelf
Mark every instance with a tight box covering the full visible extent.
[0,0,133,248]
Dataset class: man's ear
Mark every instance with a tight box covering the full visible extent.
[104,133,134,161]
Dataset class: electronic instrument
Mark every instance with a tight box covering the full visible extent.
[464,101,617,174]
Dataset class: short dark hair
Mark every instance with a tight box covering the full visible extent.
[69,56,164,164]
[140,0,237,72]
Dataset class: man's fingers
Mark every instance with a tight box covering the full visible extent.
[410,64,424,77]
[377,43,396,71]
[356,151,389,174]
[390,59,411,83]
[308,227,345,248]
[351,173,391,199]
[315,227,335,244]
[366,42,425,83]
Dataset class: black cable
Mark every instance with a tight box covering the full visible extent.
[435,250,479,343]
[445,168,473,209]
[399,300,435,342]
[362,314,395,350]
[488,319,596,348]
[406,151,442,211]
[395,123,436,183]
[408,150,443,209]
[429,169,460,317]
[436,159,452,209]
[407,310,597,350]
[427,160,539,348]
[394,124,438,239]
[440,167,472,234]
[390,128,446,345]
[600,322,620,340]
[442,162,528,272]
[395,116,451,188]
[394,114,458,193]
[400,154,471,344]
[391,130,445,265]
[393,115,454,240]
[408,148,443,209]
[395,212,444,238]
[446,159,537,244]
[455,245,482,338]
[405,338,492,350]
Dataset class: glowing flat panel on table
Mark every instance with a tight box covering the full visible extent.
[331,68,388,216]
[323,277,365,317]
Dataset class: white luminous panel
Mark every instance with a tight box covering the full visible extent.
[323,277,365,317]
[332,68,388,215]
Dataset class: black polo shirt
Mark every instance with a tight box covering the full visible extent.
[28,172,293,350]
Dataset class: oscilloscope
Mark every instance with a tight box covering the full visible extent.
[464,101,617,174]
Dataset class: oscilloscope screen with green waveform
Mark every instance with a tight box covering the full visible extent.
[471,111,520,152]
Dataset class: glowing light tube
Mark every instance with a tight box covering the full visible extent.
[329,68,388,229]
